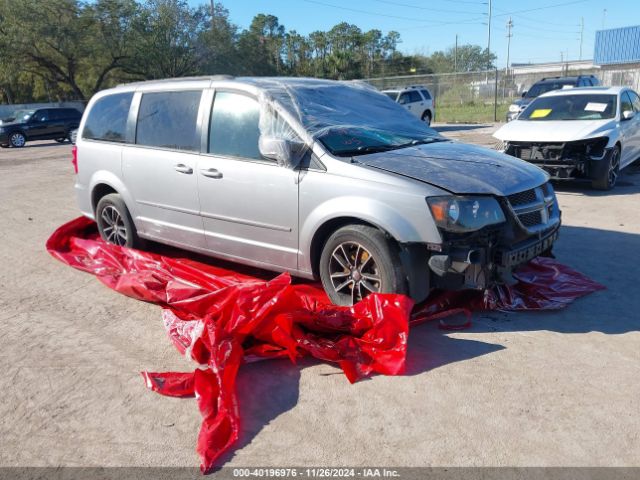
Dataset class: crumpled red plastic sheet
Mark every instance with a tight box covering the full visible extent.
[46,217,604,472]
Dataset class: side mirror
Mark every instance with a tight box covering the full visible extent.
[622,110,635,121]
[259,136,306,168]
[521,91,528,98]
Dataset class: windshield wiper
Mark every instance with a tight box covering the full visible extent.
[335,144,399,157]
[338,137,448,157]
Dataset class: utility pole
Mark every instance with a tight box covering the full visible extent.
[486,0,492,73]
[579,17,584,60]
[504,17,513,98]
[505,17,513,73]
[210,0,216,30]
[454,34,458,72]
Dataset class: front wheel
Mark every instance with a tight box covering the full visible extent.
[9,132,26,148]
[96,193,142,248]
[319,224,408,306]
[592,145,620,190]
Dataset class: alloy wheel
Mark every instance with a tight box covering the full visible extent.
[10,133,25,147]
[101,205,128,246]
[608,148,620,187]
[329,241,381,304]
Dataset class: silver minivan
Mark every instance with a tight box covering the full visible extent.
[74,76,561,306]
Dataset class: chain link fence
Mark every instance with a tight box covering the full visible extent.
[363,65,640,124]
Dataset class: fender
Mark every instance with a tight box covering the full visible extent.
[299,195,441,274]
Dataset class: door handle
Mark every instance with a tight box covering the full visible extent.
[201,168,223,179]
[173,164,193,174]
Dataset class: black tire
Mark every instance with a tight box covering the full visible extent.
[9,132,26,148]
[96,193,142,249]
[592,145,621,191]
[421,110,432,126]
[319,224,408,306]
[55,137,67,143]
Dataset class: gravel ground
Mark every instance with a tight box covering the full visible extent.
[1,127,639,472]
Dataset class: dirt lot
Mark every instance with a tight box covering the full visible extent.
[1,126,639,471]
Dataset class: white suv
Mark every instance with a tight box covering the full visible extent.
[382,86,435,125]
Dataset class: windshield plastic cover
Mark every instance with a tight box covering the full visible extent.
[247,78,441,163]
[47,217,604,473]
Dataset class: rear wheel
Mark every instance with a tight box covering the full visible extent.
[9,132,26,148]
[319,224,407,306]
[592,145,620,190]
[96,193,142,248]
[421,110,432,126]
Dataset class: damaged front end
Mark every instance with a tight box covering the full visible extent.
[503,137,609,181]
[426,182,561,290]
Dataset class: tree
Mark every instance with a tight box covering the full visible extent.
[0,0,139,100]
[125,0,210,79]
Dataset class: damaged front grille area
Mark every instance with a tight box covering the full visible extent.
[507,182,558,233]
[505,138,609,179]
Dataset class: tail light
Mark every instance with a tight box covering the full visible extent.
[71,145,78,174]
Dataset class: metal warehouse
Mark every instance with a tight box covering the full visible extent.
[594,25,640,89]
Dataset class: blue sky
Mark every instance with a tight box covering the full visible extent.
[188,0,638,69]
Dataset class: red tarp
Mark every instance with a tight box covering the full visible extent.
[46,217,605,472]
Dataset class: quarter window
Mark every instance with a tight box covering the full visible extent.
[420,89,432,100]
[621,92,634,115]
[136,90,202,151]
[208,92,262,160]
[627,90,640,112]
[83,92,133,143]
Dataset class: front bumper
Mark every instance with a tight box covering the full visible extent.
[428,224,560,291]
[505,142,612,181]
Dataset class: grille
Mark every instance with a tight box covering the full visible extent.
[507,188,537,206]
[507,182,556,231]
[518,210,543,227]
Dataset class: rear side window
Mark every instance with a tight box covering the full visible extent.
[136,90,202,151]
[420,89,432,100]
[208,91,261,160]
[83,92,133,143]
[408,91,422,102]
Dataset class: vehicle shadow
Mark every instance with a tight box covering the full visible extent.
[552,161,640,197]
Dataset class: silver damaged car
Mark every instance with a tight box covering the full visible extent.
[74,77,561,306]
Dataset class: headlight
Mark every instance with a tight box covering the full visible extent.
[427,196,506,233]
[508,104,521,113]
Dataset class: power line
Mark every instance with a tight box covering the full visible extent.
[370,0,484,16]
[493,0,589,19]
[302,0,480,24]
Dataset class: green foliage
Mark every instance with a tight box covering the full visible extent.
[0,0,496,103]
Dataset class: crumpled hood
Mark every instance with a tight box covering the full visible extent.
[494,118,616,142]
[356,141,548,196]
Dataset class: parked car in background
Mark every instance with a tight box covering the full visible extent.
[382,86,435,125]
[75,76,559,306]
[0,107,82,148]
[506,75,600,122]
[494,86,640,190]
